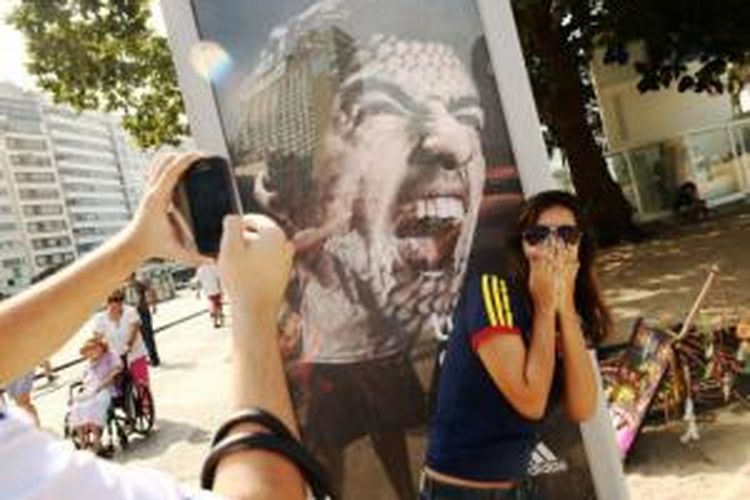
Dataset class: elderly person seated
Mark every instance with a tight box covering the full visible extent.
[68,336,121,454]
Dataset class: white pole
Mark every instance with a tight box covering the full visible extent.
[475,0,555,195]
[477,2,629,498]
[581,351,631,500]
[159,0,230,158]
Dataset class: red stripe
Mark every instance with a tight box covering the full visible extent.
[471,325,521,352]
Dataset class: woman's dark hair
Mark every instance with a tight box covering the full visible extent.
[510,190,611,346]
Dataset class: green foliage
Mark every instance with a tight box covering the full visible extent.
[8,0,187,149]
[515,0,750,144]
[598,0,750,95]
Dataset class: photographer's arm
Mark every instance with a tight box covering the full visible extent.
[213,215,305,500]
[0,152,205,384]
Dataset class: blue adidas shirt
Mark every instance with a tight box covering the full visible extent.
[425,273,561,482]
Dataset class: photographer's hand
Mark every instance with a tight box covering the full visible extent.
[125,152,209,266]
[218,214,294,317]
[214,214,304,499]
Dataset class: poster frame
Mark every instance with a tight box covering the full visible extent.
[159,1,628,498]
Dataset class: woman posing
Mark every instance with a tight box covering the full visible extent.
[423,190,611,499]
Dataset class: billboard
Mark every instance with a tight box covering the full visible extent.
[161,1,625,498]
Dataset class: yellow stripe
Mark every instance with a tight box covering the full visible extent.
[481,275,498,327]
[491,276,507,327]
[500,279,514,328]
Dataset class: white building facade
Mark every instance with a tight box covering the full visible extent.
[590,44,750,221]
[0,83,148,294]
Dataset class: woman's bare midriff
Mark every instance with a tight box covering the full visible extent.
[424,467,518,489]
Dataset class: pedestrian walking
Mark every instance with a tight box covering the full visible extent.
[130,273,161,366]
[197,263,224,328]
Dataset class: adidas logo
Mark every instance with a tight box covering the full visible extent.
[528,441,569,476]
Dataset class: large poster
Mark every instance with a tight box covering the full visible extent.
[163,1,612,498]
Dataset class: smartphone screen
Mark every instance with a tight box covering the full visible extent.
[178,156,240,256]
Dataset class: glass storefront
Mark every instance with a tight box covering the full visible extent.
[603,119,750,221]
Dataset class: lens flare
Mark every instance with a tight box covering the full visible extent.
[190,41,233,83]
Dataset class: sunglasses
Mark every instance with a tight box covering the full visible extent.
[522,224,582,246]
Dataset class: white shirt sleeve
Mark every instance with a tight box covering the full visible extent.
[0,410,223,500]
[92,313,106,336]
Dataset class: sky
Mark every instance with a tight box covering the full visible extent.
[0,0,166,91]
[0,0,34,89]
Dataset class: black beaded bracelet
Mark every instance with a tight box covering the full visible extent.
[200,431,332,499]
[211,408,295,447]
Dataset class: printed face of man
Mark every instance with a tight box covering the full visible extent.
[302,39,486,352]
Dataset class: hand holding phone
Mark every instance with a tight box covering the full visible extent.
[173,156,242,256]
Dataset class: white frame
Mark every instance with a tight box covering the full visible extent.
[160,2,628,498]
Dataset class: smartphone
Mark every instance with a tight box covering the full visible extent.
[173,156,241,256]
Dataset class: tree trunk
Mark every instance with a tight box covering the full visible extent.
[521,3,637,246]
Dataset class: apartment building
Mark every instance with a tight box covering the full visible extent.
[45,105,132,255]
[0,83,148,293]
[0,85,76,291]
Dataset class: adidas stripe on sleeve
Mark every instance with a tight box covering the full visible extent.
[469,274,521,352]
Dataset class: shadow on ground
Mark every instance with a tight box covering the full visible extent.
[598,204,750,345]
[627,409,750,478]
[116,417,211,463]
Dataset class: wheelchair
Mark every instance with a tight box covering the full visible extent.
[63,358,155,454]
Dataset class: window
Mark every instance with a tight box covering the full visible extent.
[56,151,117,167]
[72,212,129,223]
[77,242,99,254]
[0,240,21,251]
[0,99,40,120]
[5,137,47,151]
[0,222,17,232]
[58,167,121,181]
[53,137,113,152]
[73,225,122,237]
[62,182,124,194]
[8,153,52,168]
[23,204,64,217]
[35,252,75,267]
[18,188,60,200]
[2,257,23,269]
[5,119,42,134]
[31,236,72,250]
[14,172,56,184]
[47,121,110,139]
[27,220,67,234]
[66,197,125,207]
